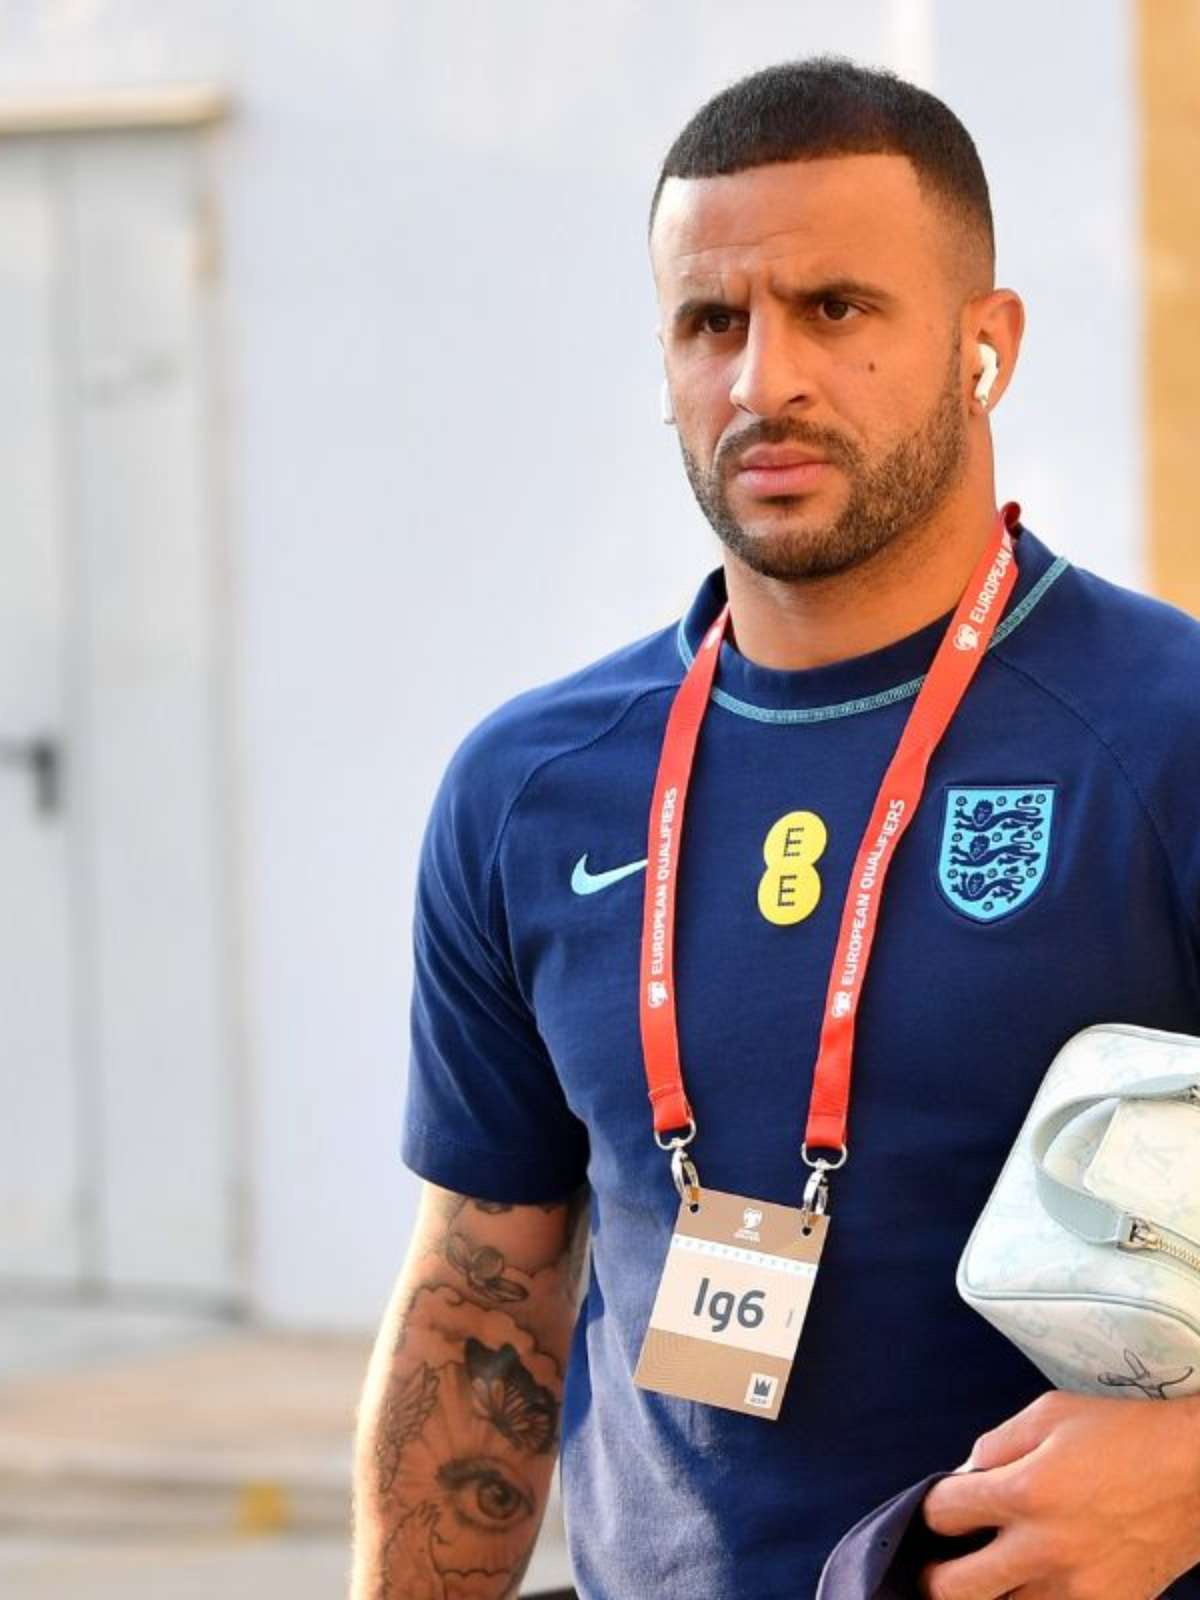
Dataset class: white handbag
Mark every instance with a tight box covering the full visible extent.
[957,1022,1200,1398]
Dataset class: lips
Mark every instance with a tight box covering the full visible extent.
[734,446,832,496]
[736,445,828,469]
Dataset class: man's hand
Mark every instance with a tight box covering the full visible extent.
[918,1390,1200,1599]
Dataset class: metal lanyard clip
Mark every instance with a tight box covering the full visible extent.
[670,1143,701,1210]
[800,1141,847,1230]
[800,1162,830,1230]
[655,1117,700,1210]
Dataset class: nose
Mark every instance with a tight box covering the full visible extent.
[728,311,814,418]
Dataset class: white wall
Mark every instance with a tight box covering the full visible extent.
[0,1,1141,1328]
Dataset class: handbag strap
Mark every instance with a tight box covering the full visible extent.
[1030,1074,1200,1246]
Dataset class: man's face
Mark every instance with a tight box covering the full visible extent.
[651,154,976,581]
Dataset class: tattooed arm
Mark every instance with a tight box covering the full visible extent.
[350,1180,589,1600]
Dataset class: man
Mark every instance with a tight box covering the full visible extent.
[352,58,1200,1600]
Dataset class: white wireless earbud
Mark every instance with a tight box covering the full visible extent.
[660,377,676,426]
[974,342,999,407]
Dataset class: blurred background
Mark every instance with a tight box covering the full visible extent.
[0,1,1195,1594]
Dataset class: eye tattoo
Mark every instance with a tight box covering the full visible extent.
[435,1456,536,1531]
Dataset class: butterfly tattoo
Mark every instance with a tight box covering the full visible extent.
[464,1338,558,1455]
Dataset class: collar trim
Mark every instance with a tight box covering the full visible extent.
[673,556,1070,726]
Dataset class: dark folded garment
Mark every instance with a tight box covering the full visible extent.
[816,1471,997,1599]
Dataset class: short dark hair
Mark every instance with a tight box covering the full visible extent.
[648,56,994,280]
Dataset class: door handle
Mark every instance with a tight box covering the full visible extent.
[0,735,62,815]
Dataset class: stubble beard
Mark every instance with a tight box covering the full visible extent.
[678,337,969,583]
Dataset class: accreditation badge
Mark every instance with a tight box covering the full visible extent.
[633,1188,828,1420]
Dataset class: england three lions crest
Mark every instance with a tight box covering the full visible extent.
[938,786,1056,923]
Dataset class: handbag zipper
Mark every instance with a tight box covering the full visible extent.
[1126,1219,1200,1274]
[1110,1088,1200,1271]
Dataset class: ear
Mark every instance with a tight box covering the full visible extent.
[965,288,1025,414]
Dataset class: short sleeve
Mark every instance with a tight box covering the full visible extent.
[401,742,590,1204]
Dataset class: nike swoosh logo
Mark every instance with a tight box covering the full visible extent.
[571,853,648,896]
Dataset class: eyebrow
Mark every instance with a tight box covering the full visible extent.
[670,276,897,330]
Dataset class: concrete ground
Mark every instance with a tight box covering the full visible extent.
[0,1530,356,1598]
[0,1531,576,1598]
[0,1299,574,1598]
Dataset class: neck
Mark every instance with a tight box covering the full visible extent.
[722,494,1000,672]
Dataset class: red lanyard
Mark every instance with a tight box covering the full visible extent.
[639,503,1021,1180]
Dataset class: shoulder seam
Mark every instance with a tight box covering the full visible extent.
[989,652,1198,940]
[483,680,677,953]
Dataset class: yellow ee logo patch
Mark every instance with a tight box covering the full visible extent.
[757,810,827,926]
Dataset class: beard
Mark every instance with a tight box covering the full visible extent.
[678,335,969,582]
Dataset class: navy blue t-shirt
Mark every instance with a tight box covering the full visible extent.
[402,523,1200,1600]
